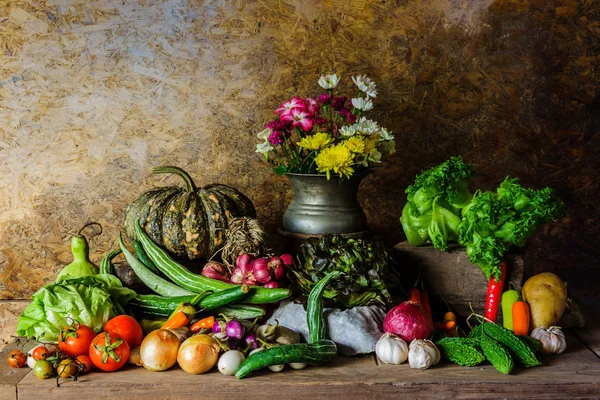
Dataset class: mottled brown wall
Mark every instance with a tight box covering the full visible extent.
[1,0,598,300]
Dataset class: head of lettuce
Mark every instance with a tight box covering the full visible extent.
[17,274,136,342]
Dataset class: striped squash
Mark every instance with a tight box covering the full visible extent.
[124,166,256,260]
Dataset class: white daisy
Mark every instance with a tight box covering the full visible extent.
[378,127,394,141]
[339,125,357,137]
[318,74,340,90]
[351,97,373,111]
[352,75,377,98]
[354,117,379,135]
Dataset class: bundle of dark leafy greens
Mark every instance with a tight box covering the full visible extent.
[292,235,396,309]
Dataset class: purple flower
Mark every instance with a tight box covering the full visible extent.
[268,130,283,146]
[313,117,327,126]
[267,119,291,131]
[318,94,332,104]
[331,96,347,110]
[339,107,357,123]
[304,98,320,116]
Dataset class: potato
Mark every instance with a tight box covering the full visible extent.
[522,272,567,329]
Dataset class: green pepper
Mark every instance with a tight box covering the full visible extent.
[501,289,520,331]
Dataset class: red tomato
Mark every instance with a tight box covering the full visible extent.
[7,350,27,368]
[104,315,143,348]
[58,323,96,357]
[75,355,93,374]
[31,346,50,361]
[89,331,130,372]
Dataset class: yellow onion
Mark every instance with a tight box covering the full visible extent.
[140,329,180,372]
[177,334,220,374]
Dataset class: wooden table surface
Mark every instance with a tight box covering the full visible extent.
[3,302,599,400]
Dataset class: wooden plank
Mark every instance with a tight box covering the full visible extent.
[16,333,600,400]
[573,300,600,358]
[0,342,34,400]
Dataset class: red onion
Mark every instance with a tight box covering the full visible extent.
[243,276,258,286]
[268,257,285,280]
[201,261,230,282]
[252,258,272,284]
[236,254,254,273]
[262,281,279,289]
[383,301,429,343]
[230,268,244,284]
[279,254,294,267]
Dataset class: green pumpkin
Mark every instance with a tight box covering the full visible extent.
[124,166,256,260]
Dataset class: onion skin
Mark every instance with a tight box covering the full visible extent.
[177,334,220,374]
[383,301,429,343]
[236,254,254,273]
[201,261,231,282]
[140,329,180,372]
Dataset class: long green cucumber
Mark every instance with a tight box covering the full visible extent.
[307,271,339,344]
[130,286,251,317]
[134,220,291,304]
[132,239,160,275]
[118,232,195,297]
[99,249,121,275]
[214,304,266,319]
[235,339,337,379]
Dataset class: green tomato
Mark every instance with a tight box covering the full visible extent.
[33,360,54,379]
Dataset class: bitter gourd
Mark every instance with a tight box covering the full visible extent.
[481,334,514,374]
[468,324,483,341]
[436,337,485,366]
[483,323,541,368]
[519,335,542,354]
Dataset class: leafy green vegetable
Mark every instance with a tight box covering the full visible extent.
[16,274,136,341]
[293,235,395,308]
[458,177,564,279]
[400,156,473,250]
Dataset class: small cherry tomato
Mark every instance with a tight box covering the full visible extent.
[89,331,130,372]
[59,322,97,357]
[75,355,93,374]
[57,359,78,378]
[33,360,54,379]
[104,315,143,349]
[31,346,51,361]
[7,350,27,368]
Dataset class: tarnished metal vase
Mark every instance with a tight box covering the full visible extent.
[282,173,367,234]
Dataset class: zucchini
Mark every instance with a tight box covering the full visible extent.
[235,339,337,379]
[132,239,160,275]
[307,271,339,344]
[213,304,266,320]
[135,220,291,304]
[99,249,121,275]
[118,232,195,297]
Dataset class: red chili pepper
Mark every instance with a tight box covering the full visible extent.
[420,290,434,337]
[485,261,507,323]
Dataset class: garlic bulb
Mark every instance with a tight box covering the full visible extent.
[530,326,567,355]
[408,339,440,370]
[376,333,409,365]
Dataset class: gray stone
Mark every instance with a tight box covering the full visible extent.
[268,300,385,356]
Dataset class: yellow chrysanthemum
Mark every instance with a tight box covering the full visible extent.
[297,132,333,150]
[315,144,354,179]
[344,136,365,154]
[364,134,379,153]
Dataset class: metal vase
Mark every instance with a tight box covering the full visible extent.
[282,173,368,234]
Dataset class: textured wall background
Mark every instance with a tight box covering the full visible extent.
[0,0,598,300]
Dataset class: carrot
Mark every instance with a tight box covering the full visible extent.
[190,316,215,333]
[161,311,189,330]
[512,300,530,336]
[408,288,421,303]
[445,320,456,331]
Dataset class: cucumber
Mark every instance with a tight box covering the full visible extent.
[132,239,160,275]
[134,220,291,304]
[235,339,337,379]
[118,232,195,297]
[128,286,250,317]
[307,271,339,344]
[99,249,121,275]
[213,304,266,320]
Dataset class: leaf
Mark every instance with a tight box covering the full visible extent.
[273,165,287,175]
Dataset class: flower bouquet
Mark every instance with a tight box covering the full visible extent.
[256,74,396,180]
